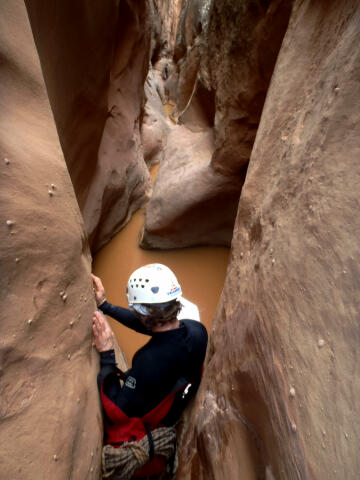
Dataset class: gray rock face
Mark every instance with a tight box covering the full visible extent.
[0,2,102,478]
[177,1,360,478]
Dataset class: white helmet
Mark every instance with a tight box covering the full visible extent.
[126,263,182,305]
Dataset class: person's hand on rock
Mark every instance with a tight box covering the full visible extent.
[92,311,114,352]
[91,273,107,307]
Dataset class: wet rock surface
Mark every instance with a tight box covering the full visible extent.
[0,2,102,478]
[177,1,360,478]
[25,0,152,252]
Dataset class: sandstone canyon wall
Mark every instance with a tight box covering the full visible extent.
[0,2,103,478]
[177,1,360,479]
[141,0,292,249]
[1,1,360,479]
[25,0,152,252]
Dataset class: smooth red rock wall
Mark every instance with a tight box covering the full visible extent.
[25,0,152,252]
[178,1,360,478]
[0,2,102,478]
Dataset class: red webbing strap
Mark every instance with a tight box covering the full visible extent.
[101,371,190,441]
[142,383,188,428]
[100,375,190,478]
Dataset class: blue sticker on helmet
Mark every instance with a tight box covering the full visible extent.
[167,286,180,295]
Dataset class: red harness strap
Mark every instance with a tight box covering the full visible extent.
[100,375,187,478]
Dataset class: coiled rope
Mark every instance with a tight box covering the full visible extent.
[102,426,177,480]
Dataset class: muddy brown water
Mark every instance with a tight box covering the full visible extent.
[92,169,230,364]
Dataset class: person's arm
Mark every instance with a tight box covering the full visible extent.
[97,350,117,389]
[99,301,150,335]
[91,273,150,335]
[92,311,149,415]
[92,311,123,389]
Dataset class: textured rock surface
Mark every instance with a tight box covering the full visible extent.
[0,2,103,477]
[205,0,292,175]
[142,0,291,249]
[177,1,360,479]
[25,0,152,252]
[141,69,171,167]
[150,0,182,60]
[141,125,244,249]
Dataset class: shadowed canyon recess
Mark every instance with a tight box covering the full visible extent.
[1,1,360,479]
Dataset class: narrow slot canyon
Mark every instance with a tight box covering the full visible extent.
[92,165,230,363]
[1,1,360,480]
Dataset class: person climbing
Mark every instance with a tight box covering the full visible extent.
[91,263,208,480]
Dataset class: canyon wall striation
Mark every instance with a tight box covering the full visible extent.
[0,2,105,478]
[141,0,292,249]
[177,1,360,479]
[25,0,152,252]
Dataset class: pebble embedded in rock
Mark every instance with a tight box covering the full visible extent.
[27,318,32,325]
[68,354,71,360]
[289,387,296,397]
[318,338,325,348]
[48,190,53,196]
[4,157,10,165]
[51,183,56,190]
[62,294,67,301]
[53,454,58,461]
[6,220,14,227]
[291,423,297,433]
[15,258,19,263]
[69,321,74,327]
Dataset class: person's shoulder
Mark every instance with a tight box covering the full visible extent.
[181,319,208,338]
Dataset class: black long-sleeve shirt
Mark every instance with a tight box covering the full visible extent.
[98,301,208,419]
